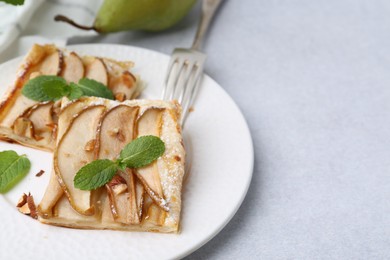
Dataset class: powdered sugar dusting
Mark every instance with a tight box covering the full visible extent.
[158,109,185,226]
[58,96,185,228]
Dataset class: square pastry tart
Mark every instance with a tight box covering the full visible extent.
[0,44,142,152]
[37,97,185,233]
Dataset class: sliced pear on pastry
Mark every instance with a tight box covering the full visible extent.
[57,98,93,138]
[61,52,84,83]
[135,108,168,211]
[85,58,108,85]
[52,196,98,223]
[39,50,62,75]
[143,195,167,227]
[109,71,138,101]
[54,105,105,215]
[38,97,185,233]
[56,97,102,138]
[97,105,140,224]
[38,170,64,218]
[19,102,54,142]
[0,44,142,152]
[12,117,35,139]
[106,173,136,224]
[135,177,144,220]
[96,105,139,159]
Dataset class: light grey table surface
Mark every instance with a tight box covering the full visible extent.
[6,0,390,259]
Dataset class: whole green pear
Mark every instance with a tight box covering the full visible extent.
[55,0,197,33]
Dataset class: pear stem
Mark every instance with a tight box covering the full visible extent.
[54,15,95,31]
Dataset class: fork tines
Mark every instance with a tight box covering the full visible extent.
[162,48,206,125]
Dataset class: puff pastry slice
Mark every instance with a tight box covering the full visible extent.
[0,44,142,151]
[38,97,185,233]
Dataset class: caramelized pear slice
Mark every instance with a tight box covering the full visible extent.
[96,105,139,223]
[57,98,100,138]
[85,58,108,85]
[135,171,168,212]
[135,177,144,220]
[106,174,128,223]
[12,117,35,139]
[123,169,140,224]
[101,189,115,223]
[39,50,62,75]
[109,71,137,101]
[106,171,140,224]
[25,102,54,140]
[57,99,87,138]
[96,105,139,159]
[142,195,166,226]
[54,105,105,215]
[136,108,168,211]
[38,170,63,218]
[53,195,98,223]
[0,46,60,127]
[61,52,84,83]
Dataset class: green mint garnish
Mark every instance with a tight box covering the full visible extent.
[0,150,31,193]
[41,77,70,100]
[73,136,165,191]
[76,78,114,100]
[22,76,68,101]
[74,159,118,191]
[22,75,114,101]
[118,135,166,169]
[67,83,84,100]
[0,0,25,5]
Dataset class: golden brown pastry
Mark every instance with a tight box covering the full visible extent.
[0,44,142,151]
[38,97,185,233]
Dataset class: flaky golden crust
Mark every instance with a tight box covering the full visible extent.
[38,97,185,233]
[0,44,142,152]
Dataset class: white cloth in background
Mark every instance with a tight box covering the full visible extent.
[0,0,103,63]
[0,0,44,55]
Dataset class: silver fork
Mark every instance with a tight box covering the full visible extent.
[162,0,223,126]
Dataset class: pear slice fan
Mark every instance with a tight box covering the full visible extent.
[38,97,185,233]
[0,44,142,152]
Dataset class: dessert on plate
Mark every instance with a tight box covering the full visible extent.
[38,97,185,233]
[0,44,142,151]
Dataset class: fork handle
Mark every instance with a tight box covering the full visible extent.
[191,0,223,51]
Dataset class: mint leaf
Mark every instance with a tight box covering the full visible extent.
[0,0,24,5]
[42,79,69,100]
[76,78,114,100]
[22,76,114,101]
[74,159,118,191]
[118,135,165,168]
[22,75,68,101]
[73,136,165,191]
[0,151,30,193]
[67,83,84,100]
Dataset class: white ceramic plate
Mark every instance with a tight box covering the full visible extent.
[0,44,253,260]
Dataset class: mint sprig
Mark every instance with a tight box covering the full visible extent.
[74,136,165,191]
[119,136,165,169]
[0,151,31,193]
[0,0,24,5]
[22,75,114,101]
[22,76,68,101]
[77,78,114,100]
[74,159,118,191]
[67,82,84,100]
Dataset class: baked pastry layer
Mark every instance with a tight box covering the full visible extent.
[38,97,185,233]
[0,44,142,151]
